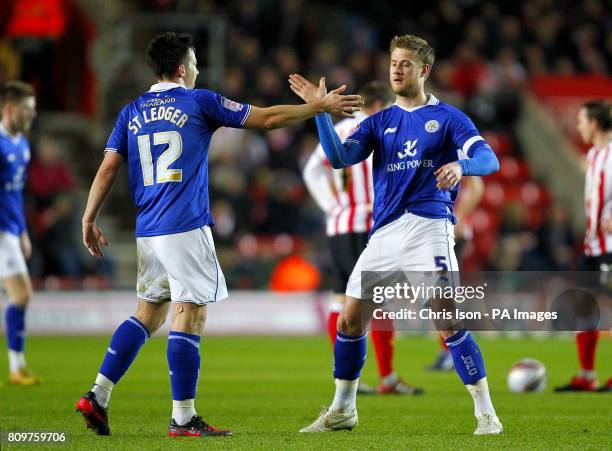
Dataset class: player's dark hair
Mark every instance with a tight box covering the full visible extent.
[358,81,394,108]
[0,80,35,107]
[146,32,194,79]
[389,34,435,70]
[583,100,612,131]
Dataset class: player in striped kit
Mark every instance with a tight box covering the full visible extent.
[555,99,612,393]
[303,81,423,395]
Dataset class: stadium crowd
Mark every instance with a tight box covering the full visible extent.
[0,0,610,287]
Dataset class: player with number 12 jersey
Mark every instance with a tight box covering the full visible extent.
[106,85,250,237]
[76,31,363,437]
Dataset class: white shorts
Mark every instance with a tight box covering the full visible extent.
[136,226,228,304]
[0,232,28,279]
[346,212,458,301]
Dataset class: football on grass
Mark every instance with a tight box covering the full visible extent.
[507,358,547,393]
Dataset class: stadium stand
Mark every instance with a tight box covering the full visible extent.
[1,0,610,287]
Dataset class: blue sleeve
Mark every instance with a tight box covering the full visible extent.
[458,143,499,175]
[449,108,498,176]
[449,109,485,156]
[105,107,129,159]
[192,89,252,129]
[314,113,372,169]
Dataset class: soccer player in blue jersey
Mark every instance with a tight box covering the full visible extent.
[75,32,362,437]
[0,81,40,386]
[291,34,503,435]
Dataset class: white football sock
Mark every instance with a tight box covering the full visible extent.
[330,378,358,414]
[466,377,496,418]
[579,369,596,379]
[8,350,26,373]
[92,373,115,408]
[172,399,196,425]
[381,371,398,387]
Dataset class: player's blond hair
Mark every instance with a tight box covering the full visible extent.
[389,34,435,69]
[0,80,34,107]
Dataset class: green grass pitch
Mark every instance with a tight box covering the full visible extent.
[1,334,611,450]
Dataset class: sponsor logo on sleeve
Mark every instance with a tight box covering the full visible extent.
[221,97,244,112]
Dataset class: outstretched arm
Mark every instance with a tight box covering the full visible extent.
[82,151,123,258]
[243,84,362,130]
[314,113,371,169]
[290,74,371,169]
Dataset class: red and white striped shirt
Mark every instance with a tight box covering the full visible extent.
[303,112,374,236]
[584,140,612,256]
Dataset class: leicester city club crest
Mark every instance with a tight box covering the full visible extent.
[424,119,440,133]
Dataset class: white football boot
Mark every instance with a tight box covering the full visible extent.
[357,381,376,394]
[474,413,503,435]
[299,407,358,432]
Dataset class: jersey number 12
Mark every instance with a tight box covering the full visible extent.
[137,131,183,186]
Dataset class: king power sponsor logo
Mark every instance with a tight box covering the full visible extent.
[387,138,433,172]
[397,139,418,158]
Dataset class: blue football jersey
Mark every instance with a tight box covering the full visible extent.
[106,82,251,237]
[345,95,486,236]
[0,124,30,236]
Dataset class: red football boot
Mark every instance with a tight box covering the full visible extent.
[168,415,232,437]
[378,377,425,395]
[554,376,598,392]
[76,391,111,435]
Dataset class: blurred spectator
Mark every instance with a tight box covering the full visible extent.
[0,38,21,84]
[1,0,96,113]
[450,44,490,98]
[535,201,578,270]
[26,134,82,278]
[2,0,66,109]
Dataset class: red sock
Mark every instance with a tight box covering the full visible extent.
[439,334,448,351]
[576,330,599,372]
[327,311,340,346]
[371,318,394,378]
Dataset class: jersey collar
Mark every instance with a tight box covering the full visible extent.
[594,139,612,152]
[0,123,22,144]
[148,82,184,92]
[393,94,439,112]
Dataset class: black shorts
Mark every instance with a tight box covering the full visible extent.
[455,237,467,262]
[328,232,369,294]
[578,253,612,296]
[578,253,612,271]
